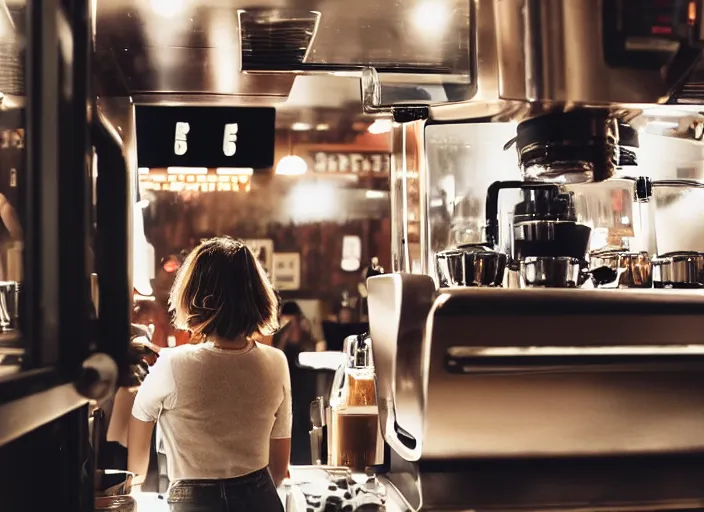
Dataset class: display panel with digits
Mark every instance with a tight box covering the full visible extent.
[136,106,276,169]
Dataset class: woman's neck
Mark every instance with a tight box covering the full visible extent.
[210,335,251,350]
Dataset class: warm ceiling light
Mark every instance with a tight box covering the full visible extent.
[150,0,188,18]
[275,155,308,176]
[315,123,330,131]
[291,122,312,131]
[368,119,392,134]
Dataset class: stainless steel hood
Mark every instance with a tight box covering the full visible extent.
[92,0,704,123]
[94,0,474,109]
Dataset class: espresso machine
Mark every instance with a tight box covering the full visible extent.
[433,110,661,290]
[368,0,704,510]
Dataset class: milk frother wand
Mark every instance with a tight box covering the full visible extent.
[309,396,327,465]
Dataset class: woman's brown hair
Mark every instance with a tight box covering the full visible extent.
[169,237,279,341]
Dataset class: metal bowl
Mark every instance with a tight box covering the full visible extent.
[520,256,582,288]
[589,249,652,288]
[436,244,507,288]
[652,251,704,288]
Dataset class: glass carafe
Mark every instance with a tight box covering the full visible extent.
[328,334,383,470]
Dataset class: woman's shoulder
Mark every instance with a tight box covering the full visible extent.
[255,342,288,366]
[157,343,201,362]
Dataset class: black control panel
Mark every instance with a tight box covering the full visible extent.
[621,0,691,40]
[604,0,704,69]
[135,106,276,169]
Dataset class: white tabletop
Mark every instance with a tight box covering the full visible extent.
[132,492,169,511]
[297,351,346,371]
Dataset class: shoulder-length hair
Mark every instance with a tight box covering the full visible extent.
[169,237,279,341]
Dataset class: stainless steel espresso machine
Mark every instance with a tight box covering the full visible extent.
[368,1,704,510]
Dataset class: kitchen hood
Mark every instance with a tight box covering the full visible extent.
[91,0,704,124]
[94,0,474,109]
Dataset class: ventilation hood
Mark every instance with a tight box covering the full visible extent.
[91,0,704,124]
[95,0,475,109]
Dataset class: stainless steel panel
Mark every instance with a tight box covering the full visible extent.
[371,278,704,461]
[382,455,704,511]
[494,0,681,104]
[421,287,704,459]
[430,0,519,122]
[367,273,436,461]
[370,279,704,509]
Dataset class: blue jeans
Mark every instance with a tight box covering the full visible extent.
[167,468,284,512]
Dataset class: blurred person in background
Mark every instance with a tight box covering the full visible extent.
[97,325,161,472]
[132,299,170,348]
[128,237,290,512]
[274,301,317,465]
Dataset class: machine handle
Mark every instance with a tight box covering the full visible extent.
[445,345,704,374]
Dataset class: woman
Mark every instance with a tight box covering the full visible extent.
[128,237,291,512]
[273,301,317,465]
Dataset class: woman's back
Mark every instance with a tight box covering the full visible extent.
[133,341,290,481]
[128,237,289,511]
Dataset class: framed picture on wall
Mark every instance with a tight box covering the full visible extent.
[244,239,274,274]
[272,252,301,291]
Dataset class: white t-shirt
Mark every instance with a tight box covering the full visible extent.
[132,341,292,482]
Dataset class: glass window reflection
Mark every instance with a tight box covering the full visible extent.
[0,0,26,379]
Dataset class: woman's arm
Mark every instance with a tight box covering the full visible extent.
[127,417,155,487]
[128,350,177,487]
[110,337,161,448]
[268,437,291,487]
[106,387,137,448]
[269,354,292,487]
